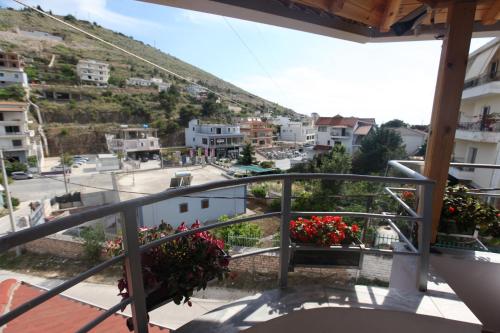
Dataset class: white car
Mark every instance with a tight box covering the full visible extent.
[11,171,33,180]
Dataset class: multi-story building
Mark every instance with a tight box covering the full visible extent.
[315,115,375,153]
[126,77,170,92]
[76,59,110,85]
[0,102,37,163]
[105,127,161,159]
[239,119,274,147]
[185,119,244,158]
[185,84,206,98]
[272,116,316,145]
[450,38,500,193]
[0,51,28,88]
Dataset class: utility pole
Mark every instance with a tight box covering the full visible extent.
[61,152,69,194]
[0,150,21,256]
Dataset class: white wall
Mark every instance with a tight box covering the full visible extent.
[140,185,246,228]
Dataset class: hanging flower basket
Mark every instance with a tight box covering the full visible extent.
[105,221,229,331]
[289,216,362,269]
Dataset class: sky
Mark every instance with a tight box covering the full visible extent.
[0,0,494,125]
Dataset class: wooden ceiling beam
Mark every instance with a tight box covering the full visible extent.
[323,0,344,12]
[379,0,402,32]
[481,0,500,25]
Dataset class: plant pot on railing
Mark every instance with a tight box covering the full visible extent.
[288,216,362,269]
[105,221,230,331]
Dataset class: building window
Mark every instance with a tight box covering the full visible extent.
[201,199,209,209]
[12,139,22,147]
[327,140,330,145]
[5,126,20,133]
[0,73,3,77]
[216,128,222,134]
[202,138,208,145]
[0,113,3,121]
[179,203,188,213]
[490,61,498,79]
[14,74,18,79]
[334,141,341,145]
[341,128,346,136]
[318,126,327,132]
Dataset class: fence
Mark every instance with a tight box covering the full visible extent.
[0,161,435,333]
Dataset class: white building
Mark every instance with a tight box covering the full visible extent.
[315,115,375,153]
[450,38,500,195]
[76,59,110,85]
[0,102,38,163]
[185,119,244,158]
[140,185,246,228]
[0,51,28,88]
[185,84,206,98]
[126,77,151,87]
[106,127,161,159]
[272,116,316,145]
[387,127,427,155]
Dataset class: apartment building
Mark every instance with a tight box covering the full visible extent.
[105,127,161,159]
[315,115,375,153]
[185,119,244,158]
[126,77,170,92]
[450,38,500,193]
[76,59,110,85]
[0,51,28,88]
[239,118,274,147]
[0,102,37,163]
[272,116,316,145]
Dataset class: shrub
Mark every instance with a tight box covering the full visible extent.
[5,161,27,175]
[213,215,262,248]
[259,161,275,169]
[27,156,38,168]
[269,198,281,212]
[81,224,105,262]
[251,185,267,199]
[0,86,25,101]
[440,184,499,235]
[3,194,19,208]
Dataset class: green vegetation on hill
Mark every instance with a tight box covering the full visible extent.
[0,7,298,152]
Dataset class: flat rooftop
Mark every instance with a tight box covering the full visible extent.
[116,165,230,201]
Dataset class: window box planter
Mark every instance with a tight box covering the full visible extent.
[289,241,363,269]
[288,216,362,269]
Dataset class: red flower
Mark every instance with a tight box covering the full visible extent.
[351,225,359,233]
[448,207,456,214]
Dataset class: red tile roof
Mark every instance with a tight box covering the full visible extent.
[315,115,375,127]
[0,279,168,333]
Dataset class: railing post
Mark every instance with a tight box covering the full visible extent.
[121,207,149,333]
[279,177,292,288]
[417,183,434,292]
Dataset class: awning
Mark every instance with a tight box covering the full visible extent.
[465,44,499,81]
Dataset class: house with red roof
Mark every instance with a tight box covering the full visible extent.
[315,115,376,153]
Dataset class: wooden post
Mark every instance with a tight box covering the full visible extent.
[424,0,476,242]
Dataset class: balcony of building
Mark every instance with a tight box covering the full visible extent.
[455,119,500,143]
[2,160,500,333]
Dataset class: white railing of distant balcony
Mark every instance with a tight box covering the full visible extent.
[0,162,435,333]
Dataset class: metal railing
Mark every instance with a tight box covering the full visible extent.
[390,160,500,251]
[0,161,435,333]
[457,120,500,133]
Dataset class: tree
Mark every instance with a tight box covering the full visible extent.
[381,119,408,128]
[352,127,407,174]
[319,144,352,192]
[179,105,200,127]
[239,143,255,165]
[158,85,180,118]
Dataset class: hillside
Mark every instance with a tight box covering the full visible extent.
[0,7,297,154]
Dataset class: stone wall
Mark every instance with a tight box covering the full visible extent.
[229,251,393,283]
[24,234,85,259]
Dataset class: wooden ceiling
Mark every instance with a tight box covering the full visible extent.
[143,0,500,42]
[291,0,500,31]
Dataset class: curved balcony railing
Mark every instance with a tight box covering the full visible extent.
[0,161,435,333]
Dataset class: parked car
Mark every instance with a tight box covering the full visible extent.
[11,171,33,180]
[51,165,66,172]
[140,156,149,162]
[73,156,89,162]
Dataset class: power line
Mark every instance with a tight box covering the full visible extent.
[222,17,285,97]
[11,0,247,109]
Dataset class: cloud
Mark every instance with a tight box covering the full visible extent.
[7,0,163,32]
[235,66,437,125]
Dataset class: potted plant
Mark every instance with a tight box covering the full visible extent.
[440,185,499,235]
[289,216,362,268]
[105,220,229,331]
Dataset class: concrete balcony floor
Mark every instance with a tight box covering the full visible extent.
[176,273,481,333]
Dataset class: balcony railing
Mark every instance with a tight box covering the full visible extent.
[457,120,500,133]
[463,71,500,89]
[0,161,435,333]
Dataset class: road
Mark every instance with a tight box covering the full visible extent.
[0,269,244,330]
